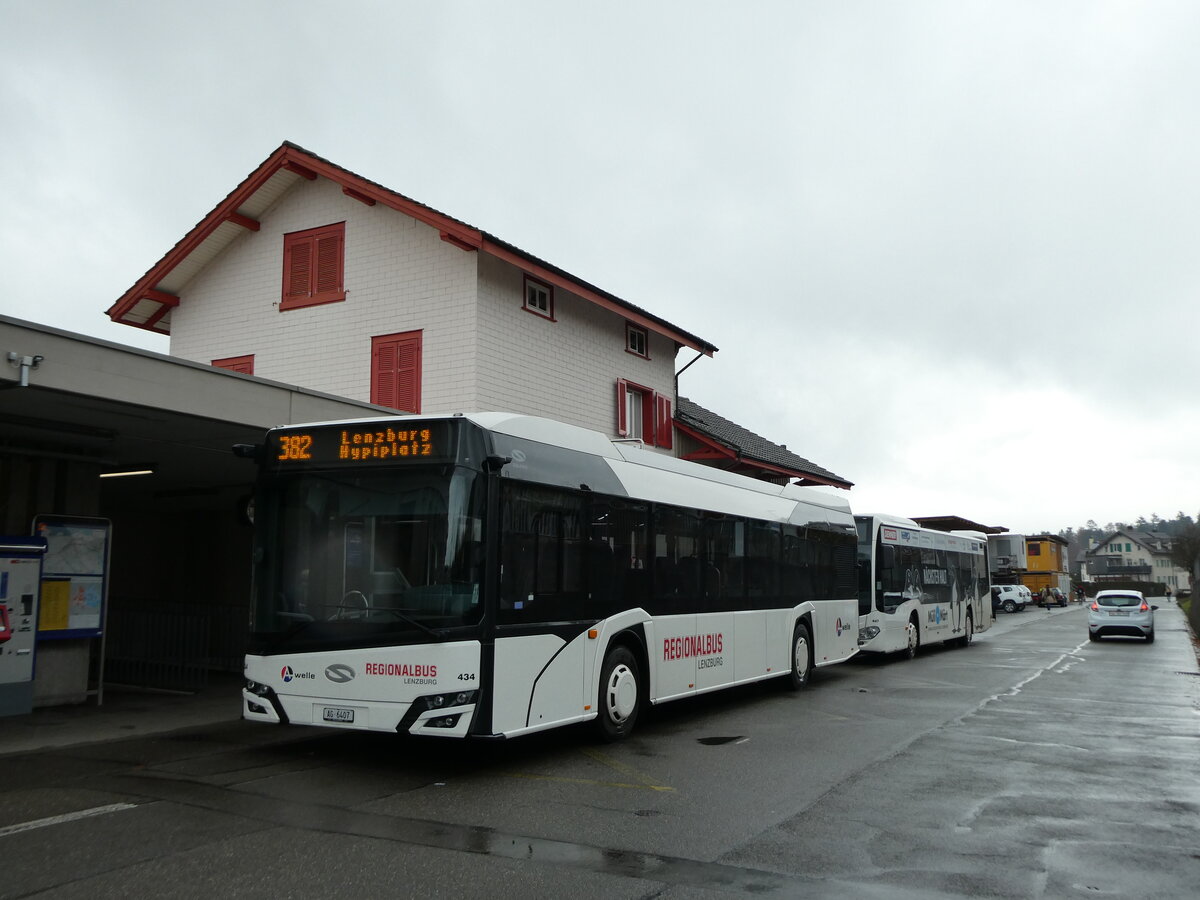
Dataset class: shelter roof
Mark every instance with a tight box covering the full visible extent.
[910,516,1008,534]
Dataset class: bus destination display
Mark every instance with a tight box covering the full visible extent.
[271,422,453,467]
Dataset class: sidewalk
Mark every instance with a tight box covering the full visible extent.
[0,673,244,756]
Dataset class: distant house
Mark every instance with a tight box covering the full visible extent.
[1085,529,1190,591]
[104,141,847,484]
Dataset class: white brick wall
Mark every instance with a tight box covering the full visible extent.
[475,254,677,442]
[169,177,679,445]
[170,178,479,412]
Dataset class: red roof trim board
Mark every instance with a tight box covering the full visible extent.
[225,212,260,232]
[483,239,700,354]
[105,142,716,357]
[106,144,293,326]
[283,160,317,180]
[341,186,376,207]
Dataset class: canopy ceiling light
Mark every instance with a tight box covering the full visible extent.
[98,466,156,479]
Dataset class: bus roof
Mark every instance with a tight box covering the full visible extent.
[267,411,854,526]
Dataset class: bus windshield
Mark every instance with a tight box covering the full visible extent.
[249,466,485,653]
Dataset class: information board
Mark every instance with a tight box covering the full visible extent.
[33,516,111,640]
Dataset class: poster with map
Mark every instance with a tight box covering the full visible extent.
[33,516,111,638]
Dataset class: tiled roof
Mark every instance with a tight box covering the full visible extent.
[675,396,852,488]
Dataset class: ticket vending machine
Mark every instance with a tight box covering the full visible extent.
[0,538,46,717]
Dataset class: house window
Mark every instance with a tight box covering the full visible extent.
[626,324,649,359]
[371,330,422,412]
[523,275,554,320]
[281,222,346,310]
[211,354,254,375]
[616,379,673,449]
[1028,544,1041,556]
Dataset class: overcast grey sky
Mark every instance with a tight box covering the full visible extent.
[3,1,1197,534]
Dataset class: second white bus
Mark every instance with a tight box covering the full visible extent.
[855,514,992,656]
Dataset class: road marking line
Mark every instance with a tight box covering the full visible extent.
[0,802,137,838]
[580,747,674,791]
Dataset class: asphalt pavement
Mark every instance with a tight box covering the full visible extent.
[0,672,245,756]
[1,599,1195,758]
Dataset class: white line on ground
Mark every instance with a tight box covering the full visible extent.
[0,802,138,838]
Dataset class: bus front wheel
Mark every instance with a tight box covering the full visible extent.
[596,645,641,742]
[786,622,812,691]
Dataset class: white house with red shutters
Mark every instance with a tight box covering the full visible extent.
[106,142,712,454]
[106,141,851,488]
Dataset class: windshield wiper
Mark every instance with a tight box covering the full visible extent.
[263,614,316,650]
[372,607,446,638]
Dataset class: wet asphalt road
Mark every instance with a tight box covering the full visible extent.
[2,603,1197,899]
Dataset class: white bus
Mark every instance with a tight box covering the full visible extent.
[241,412,860,741]
[855,514,992,657]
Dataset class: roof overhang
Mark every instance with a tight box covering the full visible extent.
[674,419,853,490]
[106,142,717,357]
[911,516,1008,535]
[2,315,396,497]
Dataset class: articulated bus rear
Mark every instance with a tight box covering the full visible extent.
[855,514,989,656]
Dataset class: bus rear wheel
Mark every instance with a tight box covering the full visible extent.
[595,645,641,742]
[903,617,920,659]
[957,612,973,648]
[786,622,812,691]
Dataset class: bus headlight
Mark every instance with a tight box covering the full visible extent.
[858,626,880,643]
[422,690,478,711]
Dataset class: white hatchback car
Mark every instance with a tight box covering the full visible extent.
[1087,590,1156,642]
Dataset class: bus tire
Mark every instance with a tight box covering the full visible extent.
[903,617,920,659]
[957,611,973,648]
[595,644,641,742]
[786,622,812,691]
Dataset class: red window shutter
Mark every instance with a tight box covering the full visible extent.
[281,223,346,310]
[284,237,312,301]
[314,231,343,297]
[212,354,254,375]
[616,380,628,437]
[372,331,422,412]
[373,342,397,408]
[655,394,673,450]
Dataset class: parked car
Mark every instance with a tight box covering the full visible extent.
[991,584,1031,614]
[1047,587,1068,607]
[1087,590,1157,642]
